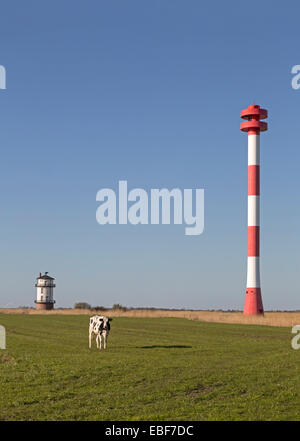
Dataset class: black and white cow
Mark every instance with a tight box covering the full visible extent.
[89,315,112,349]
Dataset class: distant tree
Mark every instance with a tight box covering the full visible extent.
[112,303,127,311]
[74,302,91,310]
[93,306,108,312]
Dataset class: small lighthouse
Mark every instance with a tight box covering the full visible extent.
[34,272,56,310]
[240,104,268,315]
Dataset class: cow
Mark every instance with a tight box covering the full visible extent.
[89,315,112,350]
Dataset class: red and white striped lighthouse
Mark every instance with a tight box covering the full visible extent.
[240,104,268,315]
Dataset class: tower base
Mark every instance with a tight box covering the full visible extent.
[243,288,264,315]
[35,302,55,311]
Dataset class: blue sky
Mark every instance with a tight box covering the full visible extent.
[0,1,299,309]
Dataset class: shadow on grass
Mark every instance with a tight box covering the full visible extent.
[138,345,192,349]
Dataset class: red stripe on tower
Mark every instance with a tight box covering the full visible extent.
[248,226,259,256]
[248,165,260,195]
[240,104,268,315]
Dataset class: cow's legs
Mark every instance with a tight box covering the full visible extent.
[104,333,107,349]
[89,331,92,348]
[99,333,102,350]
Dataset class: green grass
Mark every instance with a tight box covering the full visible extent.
[0,314,299,421]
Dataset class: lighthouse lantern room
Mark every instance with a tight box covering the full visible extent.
[34,272,56,310]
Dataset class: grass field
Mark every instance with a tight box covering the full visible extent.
[0,314,299,421]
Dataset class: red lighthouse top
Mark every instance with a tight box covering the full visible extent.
[240,104,268,135]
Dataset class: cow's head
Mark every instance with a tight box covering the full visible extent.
[102,317,112,331]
